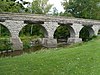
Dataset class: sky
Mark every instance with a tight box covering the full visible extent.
[24,0,64,12]
[48,0,64,12]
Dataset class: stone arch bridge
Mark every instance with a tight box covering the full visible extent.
[0,13,100,50]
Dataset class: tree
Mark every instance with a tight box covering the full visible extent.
[52,7,58,16]
[62,0,100,19]
[22,0,53,38]
[0,0,27,13]
[31,0,53,14]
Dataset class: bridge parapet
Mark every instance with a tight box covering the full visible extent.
[0,13,100,25]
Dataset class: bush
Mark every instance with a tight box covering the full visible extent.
[0,38,12,51]
[20,36,37,49]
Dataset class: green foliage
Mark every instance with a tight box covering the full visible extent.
[20,36,41,49]
[0,37,100,75]
[31,0,53,14]
[59,12,73,17]
[19,24,44,37]
[0,24,11,51]
[0,24,11,37]
[0,38,12,51]
[79,26,95,42]
[21,37,31,49]
[54,25,70,39]
[79,26,90,41]
[62,0,100,19]
[0,0,52,14]
[20,36,33,49]
[19,24,47,49]
[0,0,25,13]
[52,7,59,16]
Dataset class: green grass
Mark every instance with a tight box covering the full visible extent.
[0,37,100,75]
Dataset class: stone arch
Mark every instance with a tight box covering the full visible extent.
[0,23,11,37]
[42,22,59,38]
[0,20,25,38]
[67,25,76,38]
[38,25,48,38]
[0,20,26,50]
[92,25,100,36]
[54,24,75,43]
[79,26,95,41]
[54,24,75,38]
[88,27,95,37]
[19,23,49,49]
[19,23,48,38]
[0,23,12,50]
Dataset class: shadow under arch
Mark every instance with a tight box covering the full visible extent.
[98,29,100,35]
[19,23,48,49]
[79,26,95,42]
[0,23,11,51]
[54,24,75,44]
[19,23,48,38]
[0,23,11,37]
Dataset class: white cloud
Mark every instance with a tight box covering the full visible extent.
[48,0,64,12]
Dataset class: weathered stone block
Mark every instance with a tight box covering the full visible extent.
[41,38,57,48]
[67,38,82,44]
[10,37,23,50]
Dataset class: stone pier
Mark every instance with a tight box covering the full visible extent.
[67,23,83,44]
